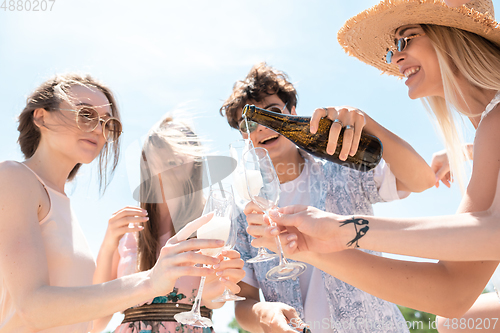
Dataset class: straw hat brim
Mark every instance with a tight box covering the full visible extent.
[337,0,500,77]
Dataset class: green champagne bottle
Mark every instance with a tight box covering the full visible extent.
[242,104,383,172]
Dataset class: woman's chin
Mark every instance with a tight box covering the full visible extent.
[407,86,423,100]
[79,154,100,165]
[78,160,93,165]
[407,92,418,100]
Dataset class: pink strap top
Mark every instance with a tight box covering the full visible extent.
[0,162,96,333]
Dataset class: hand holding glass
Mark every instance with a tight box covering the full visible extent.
[231,139,278,263]
[174,188,241,327]
[206,183,245,302]
[243,147,306,281]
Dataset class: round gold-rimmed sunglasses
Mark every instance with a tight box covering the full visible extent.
[385,33,425,64]
[56,106,123,143]
[239,103,288,133]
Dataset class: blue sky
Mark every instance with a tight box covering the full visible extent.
[1,0,497,331]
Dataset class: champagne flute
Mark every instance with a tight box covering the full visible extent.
[243,147,307,281]
[174,188,235,327]
[208,183,246,302]
[230,139,254,203]
[205,182,245,302]
[230,139,278,263]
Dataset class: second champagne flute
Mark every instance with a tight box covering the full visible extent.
[230,139,278,263]
[243,147,307,281]
[174,188,234,327]
[207,182,246,302]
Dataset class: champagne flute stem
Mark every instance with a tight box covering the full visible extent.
[191,275,206,316]
[266,211,288,266]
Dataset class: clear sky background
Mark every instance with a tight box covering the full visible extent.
[1,0,498,331]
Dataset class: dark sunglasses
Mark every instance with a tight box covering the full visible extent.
[385,33,425,64]
[57,106,123,143]
[239,103,288,133]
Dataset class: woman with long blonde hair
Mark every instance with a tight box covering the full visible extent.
[94,115,244,333]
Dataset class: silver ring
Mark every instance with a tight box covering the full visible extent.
[345,125,354,130]
[323,107,329,118]
[333,119,344,128]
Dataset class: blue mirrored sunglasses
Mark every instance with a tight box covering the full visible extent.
[385,33,425,64]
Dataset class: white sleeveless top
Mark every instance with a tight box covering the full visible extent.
[482,91,500,300]
[481,91,500,122]
[0,162,96,333]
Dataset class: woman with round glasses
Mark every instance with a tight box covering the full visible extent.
[248,0,500,329]
[0,73,224,332]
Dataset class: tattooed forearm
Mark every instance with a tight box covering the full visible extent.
[339,217,370,248]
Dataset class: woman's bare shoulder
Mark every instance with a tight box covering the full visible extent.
[0,161,44,205]
[0,160,36,181]
[476,103,500,143]
[461,105,500,211]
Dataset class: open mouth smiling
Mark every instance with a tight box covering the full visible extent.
[259,134,279,145]
[403,66,420,78]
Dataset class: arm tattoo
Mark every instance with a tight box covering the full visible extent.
[339,217,369,248]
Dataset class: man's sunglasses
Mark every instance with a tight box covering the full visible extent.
[385,33,425,64]
[57,106,123,143]
[239,103,288,133]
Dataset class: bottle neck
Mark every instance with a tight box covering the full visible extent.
[244,105,306,183]
[244,105,294,128]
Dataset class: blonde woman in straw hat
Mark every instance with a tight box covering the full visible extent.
[244,0,500,331]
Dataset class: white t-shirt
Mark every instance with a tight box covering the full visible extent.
[242,158,406,332]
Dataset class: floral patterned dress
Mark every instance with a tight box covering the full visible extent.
[113,232,213,333]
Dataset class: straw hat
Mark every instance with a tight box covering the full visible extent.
[337,0,500,77]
